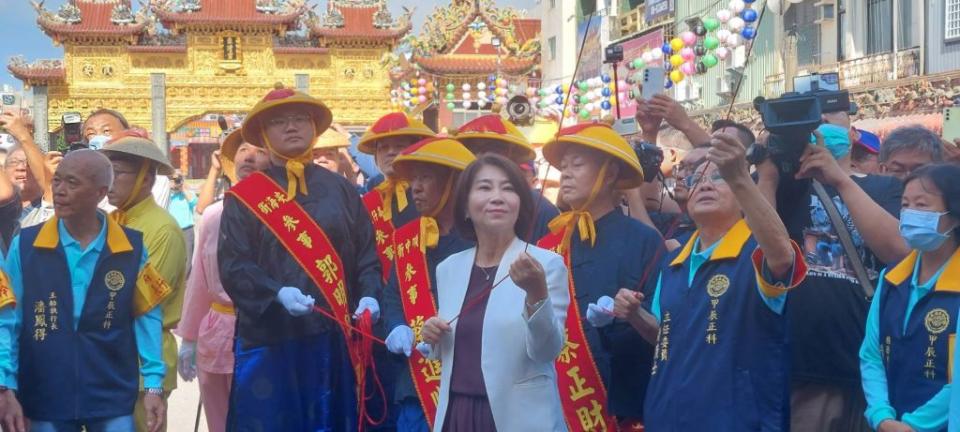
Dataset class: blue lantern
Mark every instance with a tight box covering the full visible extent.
[601,87,612,97]
[744,0,756,3]
[600,100,612,110]
[555,86,564,95]
[601,74,611,83]
[742,26,756,39]
[661,43,673,54]
[741,8,758,23]
[664,79,673,89]
[555,96,564,105]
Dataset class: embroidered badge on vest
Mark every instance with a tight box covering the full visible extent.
[924,308,951,379]
[105,270,125,291]
[705,274,730,345]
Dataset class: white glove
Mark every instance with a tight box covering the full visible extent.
[277,286,315,317]
[385,325,414,357]
[354,297,381,323]
[178,340,197,382]
[586,296,615,328]
[415,342,432,358]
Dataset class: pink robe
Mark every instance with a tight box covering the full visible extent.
[175,201,234,432]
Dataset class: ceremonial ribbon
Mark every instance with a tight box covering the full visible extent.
[110,159,150,226]
[419,216,440,249]
[546,160,610,253]
[374,178,409,221]
[261,128,312,200]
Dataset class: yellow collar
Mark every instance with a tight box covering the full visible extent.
[885,248,960,293]
[670,219,752,267]
[33,215,133,254]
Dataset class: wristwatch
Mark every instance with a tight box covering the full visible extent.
[144,387,163,396]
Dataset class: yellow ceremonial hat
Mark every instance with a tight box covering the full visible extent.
[455,115,536,162]
[314,128,350,150]
[219,128,244,183]
[242,83,332,148]
[543,123,644,189]
[357,112,436,155]
[392,137,476,179]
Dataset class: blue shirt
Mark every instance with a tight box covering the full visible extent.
[651,237,787,323]
[168,192,197,229]
[861,255,951,432]
[0,215,165,389]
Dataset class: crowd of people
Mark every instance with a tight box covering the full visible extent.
[0,81,956,432]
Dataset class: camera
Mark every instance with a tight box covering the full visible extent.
[604,45,624,64]
[632,140,664,183]
[749,87,851,175]
[506,96,534,126]
[60,112,85,153]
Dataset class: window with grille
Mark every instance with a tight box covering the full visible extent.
[784,0,821,66]
[947,0,960,41]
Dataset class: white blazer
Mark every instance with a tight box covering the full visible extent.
[429,237,570,432]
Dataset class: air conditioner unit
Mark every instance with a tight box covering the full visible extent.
[716,76,733,97]
[815,1,836,22]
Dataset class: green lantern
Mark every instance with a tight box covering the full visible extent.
[577,81,589,91]
[704,36,720,50]
[703,17,720,32]
[446,83,455,92]
[578,109,590,119]
[702,54,719,68]
[446,102,456,110]
[632,58,645,70]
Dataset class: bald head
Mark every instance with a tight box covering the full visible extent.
[61,149,114,189]
[52,149,113,220]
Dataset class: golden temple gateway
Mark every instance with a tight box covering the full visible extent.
[9,0,411,150]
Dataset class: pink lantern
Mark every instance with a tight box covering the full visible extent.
[618,80,627,89]
[728,0,746,13]
[680,31,697,46]
[728,17,746,32]
[716,9,733,23]
[680,47,696,61]
[418,95,427,103]
[650,49,664,60]
[715,46,731,60]
[418,86,427,94]
[680,62,696,75]
[417,78,426,86]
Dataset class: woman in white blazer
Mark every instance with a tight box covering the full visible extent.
[421,154,570,432]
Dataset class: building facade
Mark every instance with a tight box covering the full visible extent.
[8,0,409,150]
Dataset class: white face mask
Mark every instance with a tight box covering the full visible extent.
[86,135,111,150]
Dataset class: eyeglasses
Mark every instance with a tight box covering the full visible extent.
[673,159,706,179]
[684,171,726,188]
[265,114,312,129]
[4,159,26,168]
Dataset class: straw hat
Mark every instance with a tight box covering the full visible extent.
[527,117,561,147]
[543,123,644,189]
[357,112,435,155]
[242,84,332,148]
[392,137,476,179]
[314,128,351,150]
[219,128,244,183]
[455,115,536,162]
[100,136,175,176]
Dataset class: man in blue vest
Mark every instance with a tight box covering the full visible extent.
[0,149,170,432]
[615,132,807,431]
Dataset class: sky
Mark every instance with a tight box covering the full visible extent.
[0,0,539,90]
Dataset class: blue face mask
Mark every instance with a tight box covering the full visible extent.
[900,208,955,252]
[87,135,110,150]
[809,124,851,160]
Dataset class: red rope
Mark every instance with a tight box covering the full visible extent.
[308,307,387,431]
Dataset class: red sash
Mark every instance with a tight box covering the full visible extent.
[362,190,395,282]
[393,217,442,429]
[229,173,362,383]
[539,230,617,432]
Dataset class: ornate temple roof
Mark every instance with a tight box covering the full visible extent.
[33,0,149,42]
[153,0,304,31]
[8,57,65,85]
[406,0,540,76]
[308,0,411,45]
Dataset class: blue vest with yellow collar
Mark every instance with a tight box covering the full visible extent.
[878,249,960,417]
[645,220,798,432]
[17,218,145,421]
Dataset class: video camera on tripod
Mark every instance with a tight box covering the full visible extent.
[747,72,853,174]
